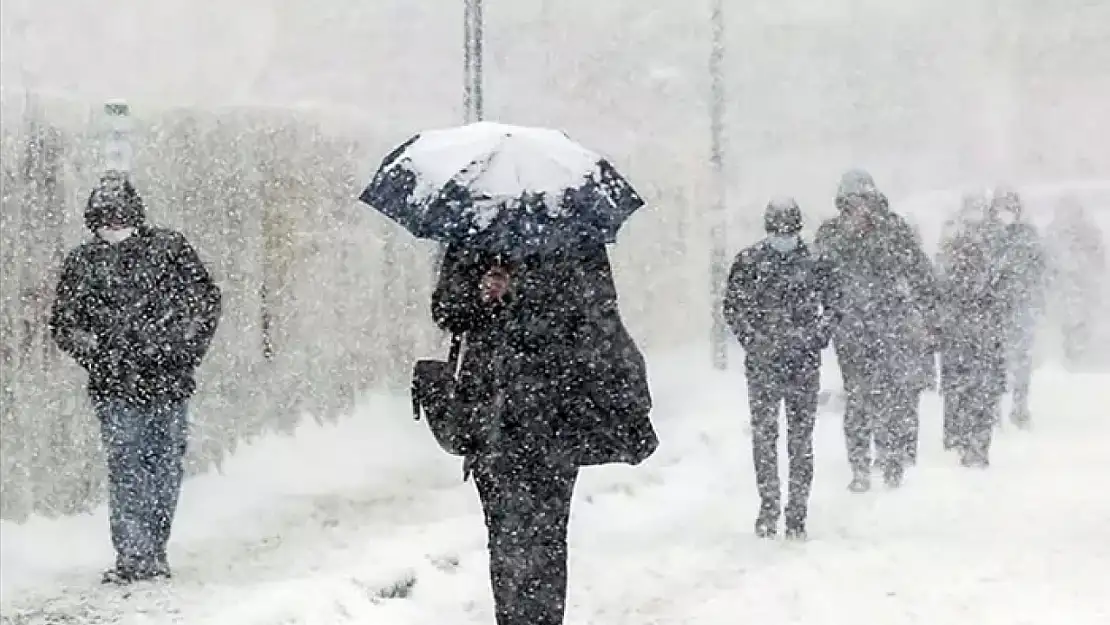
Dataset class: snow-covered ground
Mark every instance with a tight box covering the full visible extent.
[2,346,1109,625]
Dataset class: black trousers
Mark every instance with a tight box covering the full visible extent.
[746,361,819,525]
[474,457,579,625]
[947,386,1000,464]
[904,389,922,462]
[95,398,188,571]
[843,378,916,476]
[943,393,960,449]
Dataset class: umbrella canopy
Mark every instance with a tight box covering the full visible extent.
[358,121,645,255]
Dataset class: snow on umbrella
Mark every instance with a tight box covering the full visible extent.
[358,121,645,255]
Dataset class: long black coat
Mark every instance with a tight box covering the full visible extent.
[815,208,939,391]
[49,226,222,405]
[431,243,657,468]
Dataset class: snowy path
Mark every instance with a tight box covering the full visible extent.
[2,351,1108,624]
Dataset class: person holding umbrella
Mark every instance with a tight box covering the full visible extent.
[361,122,658,625]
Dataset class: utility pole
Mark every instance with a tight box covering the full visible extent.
[463,0,485,123]
[709,0,728,370]
[437,0,486,292]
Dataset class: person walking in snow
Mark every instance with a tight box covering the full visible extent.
[723,198,839,539]
[937,192,999,444]
[431,242,656,625]
[1045,197,1105,367]
[987,187,1046,428]
[815,170,939,491]
[49,173,222,584]
[936,192,1009,467]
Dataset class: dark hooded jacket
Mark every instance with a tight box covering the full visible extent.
[430,243,657,468]
[987,190,1047,317]
[49,175,222,405]
[936,225,1007,395]
[815,176,939,390]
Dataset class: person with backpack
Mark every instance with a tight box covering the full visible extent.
[429,241,656,625]
[49,173,221,583]
[723,197,840,539]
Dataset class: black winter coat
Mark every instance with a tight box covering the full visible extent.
[937,227,1008,395]
[49,226,222,405]
[994,222,1046,313]
[431,243,657,468]
[722,239,840,374]
[815,209,939,390]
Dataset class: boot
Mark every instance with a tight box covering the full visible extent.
[847,470,871,494]
[784,521,807,541]
[784,503,807,541]
[960,446,990,468]
[754,502,779,539]
[882,461,905,488]
[101,557,158,585]
[152,552,172,580]
[101,565,138,585]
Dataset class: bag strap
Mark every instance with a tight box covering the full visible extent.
[448,334,464,375]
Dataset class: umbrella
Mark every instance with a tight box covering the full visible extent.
[358,121,645,255]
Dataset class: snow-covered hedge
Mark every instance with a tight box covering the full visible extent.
[0,95,708,520]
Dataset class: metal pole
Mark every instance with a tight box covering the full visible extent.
[463,0,485,123]
[464,0,473,123]
[709,0,728,370]
[448,0,486,277]
[474,0,484,121]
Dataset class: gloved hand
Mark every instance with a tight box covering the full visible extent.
[65,329,101,371]
[70,329,99,358]
[742,332,775,354]
[812,319,833,351]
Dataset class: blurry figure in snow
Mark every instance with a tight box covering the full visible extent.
[49,173,222,584]
[987,187,1046,427]
[901,218,939,464]
[936,191,1008,467]
[937,193,990,446]
[723,197,840,540]
[815,169,939,492]
[431,242,656,625]
[1045,197,1105,367]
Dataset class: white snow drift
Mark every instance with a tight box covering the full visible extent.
[2,347,1108,624]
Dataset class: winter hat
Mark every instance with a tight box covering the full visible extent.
[837,169,878,197]
[85,172,145,232]
[835,168,887,213]
[764,196,803,234]
[990,186,1023,220]
[958,190,991,224]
